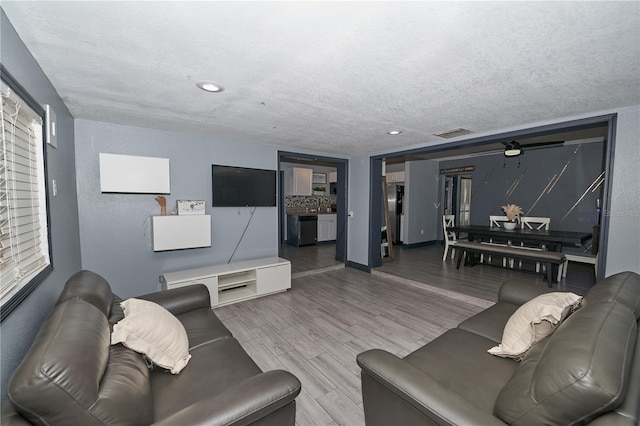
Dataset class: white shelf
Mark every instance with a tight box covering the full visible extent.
[152,215,211,251]
[162,257,291,307]
[218,270,257,290]
[219,284,258,305]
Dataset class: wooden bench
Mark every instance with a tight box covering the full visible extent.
[454,241,566,287]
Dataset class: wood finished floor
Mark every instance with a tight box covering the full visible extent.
[253,243,596,424]
[281,242,595,304]
[280,243,342,275]
[214,268,485,426]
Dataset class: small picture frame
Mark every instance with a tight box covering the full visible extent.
[312,173,327,184]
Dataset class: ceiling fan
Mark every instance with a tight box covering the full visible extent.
[502,140,564,157]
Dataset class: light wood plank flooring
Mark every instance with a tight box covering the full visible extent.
[280,243,343,276]
[281,241,595,305]
[376,245,595,303]
[214,267,484,426]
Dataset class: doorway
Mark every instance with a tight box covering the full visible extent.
[444,175,472,226]
[278,151,348,275]
[369,114,617,281]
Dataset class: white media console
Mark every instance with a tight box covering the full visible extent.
[161,257,291,307]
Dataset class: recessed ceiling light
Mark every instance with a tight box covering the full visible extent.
[196,80,225,93]
[388,130,402,135]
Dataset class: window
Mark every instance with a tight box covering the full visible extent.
[1,67,52,321]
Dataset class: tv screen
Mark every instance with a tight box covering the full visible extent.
[212,165,277,207]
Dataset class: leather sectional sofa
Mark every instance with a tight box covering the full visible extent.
[3,270,301,425]
[358,271,640,425]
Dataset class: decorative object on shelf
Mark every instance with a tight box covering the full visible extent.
[501,204,522,229]
[176,200,205,215]
[312,186,326,195]
[155,196,167,215]
[312,173,327,184]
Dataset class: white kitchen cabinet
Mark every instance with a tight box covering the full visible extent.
[161,257,291,307]
[317,214,337,242]
[329,171,338,183]
[288,167,313,195]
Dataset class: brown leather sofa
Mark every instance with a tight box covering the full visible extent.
[3,270,301,425]
[357,271,640,425]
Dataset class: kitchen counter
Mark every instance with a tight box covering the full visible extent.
[286,209,335,216]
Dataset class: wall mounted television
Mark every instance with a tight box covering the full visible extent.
[211,165,277,207]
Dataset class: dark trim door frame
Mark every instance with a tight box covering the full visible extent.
[369,114,617,280]
[278,151,349,263]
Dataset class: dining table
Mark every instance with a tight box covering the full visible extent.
[448,225,592,252]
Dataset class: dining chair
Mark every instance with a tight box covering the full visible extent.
[489,215,510,227]
[442,215,458,261]
[519,217,551,272]
[485,216,511,266]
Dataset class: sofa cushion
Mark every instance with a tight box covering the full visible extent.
[150,337,263,421]
[8,299,153,425]
[488,292,581,359]
[494,301,637,425]
[403,328,518,413]
[112,298,192,374]
[583,271,640,318]
[175,307,233,350]
[458,301,520,343]
[55,270,113,315]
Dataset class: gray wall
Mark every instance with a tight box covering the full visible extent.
[439,141,605,234]
[403,160,440,244]
[1,10,82,400]
[606,106,640,275]
[74,120,281,299]
[347,156,370,266]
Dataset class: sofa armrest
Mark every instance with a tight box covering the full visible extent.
[357,349,506,426]
[152,370,301,426]
[497,280,555,306]
[138,284,211,316]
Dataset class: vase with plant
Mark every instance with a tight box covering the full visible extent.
[501,204,522,230]
[312,186,326,195]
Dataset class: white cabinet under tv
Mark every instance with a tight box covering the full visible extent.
[161,257,291,307]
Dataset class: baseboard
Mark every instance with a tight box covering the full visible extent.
[402,240,440,249]
[346,260,370,273]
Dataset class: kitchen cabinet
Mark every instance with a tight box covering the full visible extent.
[288,167,312,195]
[317,214,337,242]
[329,171,338,183]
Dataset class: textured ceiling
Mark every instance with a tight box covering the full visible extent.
[2,1,639,156]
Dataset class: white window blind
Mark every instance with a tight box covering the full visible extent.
[1,82,50,308]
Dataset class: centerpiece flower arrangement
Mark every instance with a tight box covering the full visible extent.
[501,204,522,229]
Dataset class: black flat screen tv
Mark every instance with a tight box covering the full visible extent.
[212,165,277,207]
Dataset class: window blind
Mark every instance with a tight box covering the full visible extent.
[1,83,50,308]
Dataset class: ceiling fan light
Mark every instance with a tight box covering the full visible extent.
[504,148,522,157]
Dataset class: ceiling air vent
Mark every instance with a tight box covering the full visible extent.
[434,128,471,139]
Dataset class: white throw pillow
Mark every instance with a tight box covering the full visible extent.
[111,298,191,374]
[488,292,582,360]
